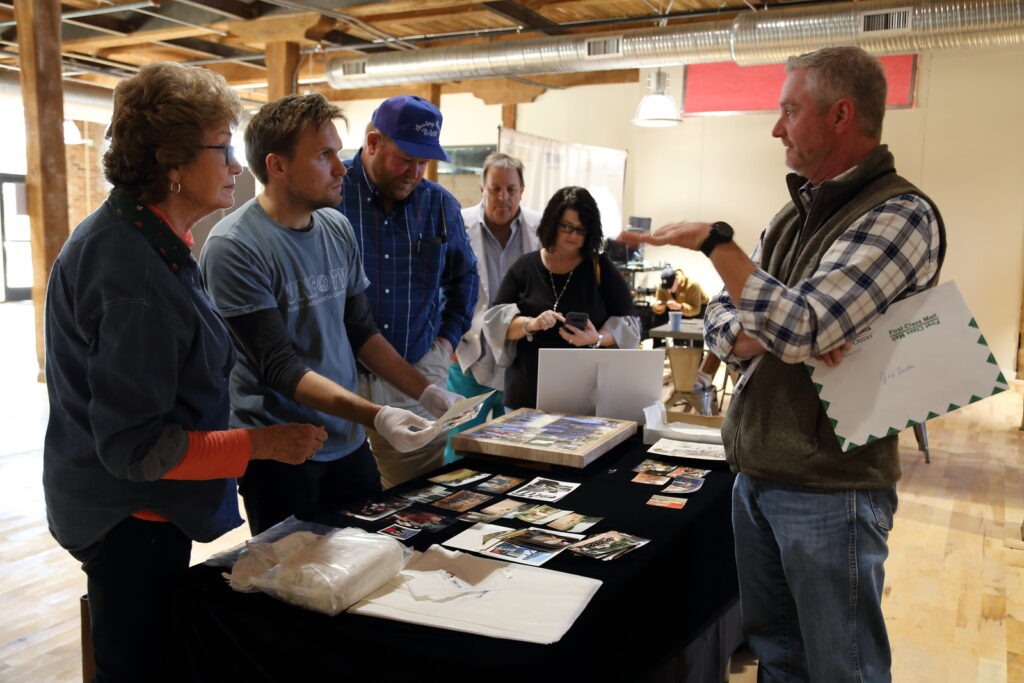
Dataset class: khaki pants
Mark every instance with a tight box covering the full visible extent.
[358,339,450,489]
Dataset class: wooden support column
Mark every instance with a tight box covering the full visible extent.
[14,0,69,382]
[422,83,442,183]
[501,103,517,131]
[266,41,300,101]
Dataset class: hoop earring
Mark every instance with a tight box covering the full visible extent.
[170,180,181,194]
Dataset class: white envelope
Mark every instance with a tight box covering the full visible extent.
[806,281,1008,452]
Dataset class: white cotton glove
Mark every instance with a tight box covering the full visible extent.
[693,370,713,391]
[418,383,462,419]
[373,406,434,453]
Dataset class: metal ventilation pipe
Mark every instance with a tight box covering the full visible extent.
[327,21,733,88]
[326,0,1024,89]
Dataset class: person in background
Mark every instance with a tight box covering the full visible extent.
[43,63,325,682]
[620,46,945,682]
[202,94,443,535]
[338,95,478,487]
[485,186,640,409]
[653,266,709,318]
[650,266,710,348]
[446,152,542,462]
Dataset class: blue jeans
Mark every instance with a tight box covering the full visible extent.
[732,473,896,683]
[444,362,506,464]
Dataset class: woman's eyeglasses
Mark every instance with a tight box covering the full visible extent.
[200,144,236,166]
[557,222,587,235]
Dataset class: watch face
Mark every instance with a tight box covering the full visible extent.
[701,222,733,256]
[712,222,733,241]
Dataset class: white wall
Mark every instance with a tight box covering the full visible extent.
[335,92,502,149]
[332,47,1024,372]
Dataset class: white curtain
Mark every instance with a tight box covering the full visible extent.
[498,128,628,238]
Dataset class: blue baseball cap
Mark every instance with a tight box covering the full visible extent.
[370,95,451,162]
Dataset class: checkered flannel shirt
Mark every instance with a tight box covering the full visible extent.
[339,152,479,364]
[704,183,942,367]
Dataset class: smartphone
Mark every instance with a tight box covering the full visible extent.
[564,311,589,330]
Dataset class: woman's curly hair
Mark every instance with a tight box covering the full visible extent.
[103,62,242,204]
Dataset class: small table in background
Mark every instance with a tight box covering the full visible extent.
[648,320,705,348]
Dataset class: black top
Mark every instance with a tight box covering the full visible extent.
[493,251,636,409]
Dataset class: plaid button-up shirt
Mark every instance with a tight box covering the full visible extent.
[339,151,478,364]
[705,178,941,367]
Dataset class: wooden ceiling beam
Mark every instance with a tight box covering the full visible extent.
[342,0,483,18]
[172,0,264,22]
[61,25,215,53]
[479,1,572,35]
[342,3,486,24]
[312,68,639,105]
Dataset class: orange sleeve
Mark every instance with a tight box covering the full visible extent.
[162,429,251,480]
[132,429,251,522]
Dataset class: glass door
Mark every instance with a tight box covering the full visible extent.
[0,174,30,302]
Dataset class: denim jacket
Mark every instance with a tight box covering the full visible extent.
[43,199,243,552]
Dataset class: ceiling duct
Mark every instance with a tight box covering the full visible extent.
[326,0,1024,89]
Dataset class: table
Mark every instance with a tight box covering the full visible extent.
[167,438,740,683]
[648,320,705,347]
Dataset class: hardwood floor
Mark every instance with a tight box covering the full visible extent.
[1,299,1021,682]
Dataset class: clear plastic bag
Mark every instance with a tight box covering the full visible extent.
[244,527,411,616]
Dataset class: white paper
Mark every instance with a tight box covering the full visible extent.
[641,401,723,445]
[806,281,1009,451]
[442,523,514,553]
[409,391,495,447]
[350,545,602,644]
[537,349,664,424]
[648,437,726,461]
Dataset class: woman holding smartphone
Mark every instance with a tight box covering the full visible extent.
[484,186,639,409]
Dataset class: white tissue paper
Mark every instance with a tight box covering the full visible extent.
[350,545,602,644]
[642,401,723,445]
[228,527,411,616]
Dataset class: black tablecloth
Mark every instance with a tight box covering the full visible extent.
[168,438,739,683]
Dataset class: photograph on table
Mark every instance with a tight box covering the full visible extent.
[548,513,602,533]
[512,504,572,524]
[480,498,530,518]
[378,525,420,540]
[569,530,650,560]
[474,474,526,494]
[646,495,687,509]
[509,477,581,503]
[387,509,455,532]
[347,497,412,521]
[669,465,710,479]
[662,476,704,494]
[457,510,502,523]
[503,527,584,550]
[451,408,636,468]
[398,484,452,503]
[432,490,494,512]
[428,468,491,487]
[632,473,670,485]
[632,459,678,476]
[483,541,559,566]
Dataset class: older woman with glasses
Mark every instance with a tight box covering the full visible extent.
[484,186,640,409]
[43,63,327,682]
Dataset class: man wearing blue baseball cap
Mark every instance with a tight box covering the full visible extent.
[338,95,479,487]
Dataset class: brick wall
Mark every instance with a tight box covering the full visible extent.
[65,120,108,232]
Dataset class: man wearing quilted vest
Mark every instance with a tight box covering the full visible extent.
[620,46,946,682]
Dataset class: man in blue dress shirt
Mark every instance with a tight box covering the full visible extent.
[338,95,479,487]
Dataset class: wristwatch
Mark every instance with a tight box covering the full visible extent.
[699,221,734,257]
[592,333,604,349]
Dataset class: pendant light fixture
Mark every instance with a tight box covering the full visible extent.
[632,69,683,128]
